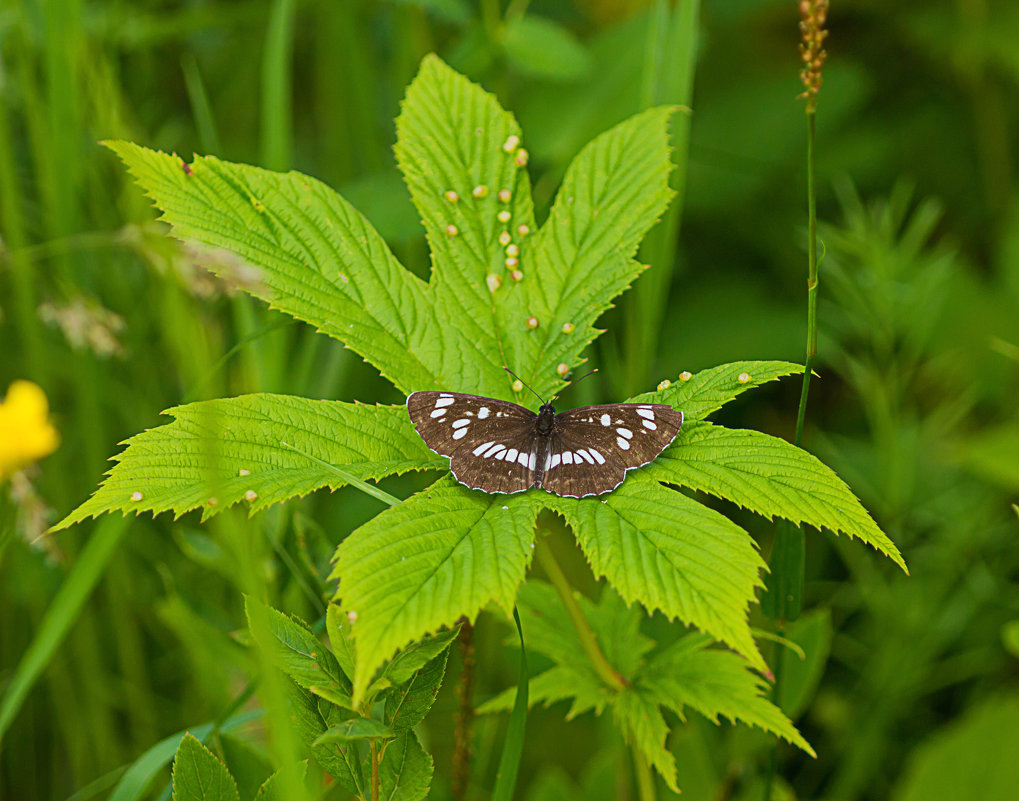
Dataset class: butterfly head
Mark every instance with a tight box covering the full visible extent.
[536,402,556,434]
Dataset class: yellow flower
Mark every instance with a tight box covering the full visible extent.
[0,380,60,479]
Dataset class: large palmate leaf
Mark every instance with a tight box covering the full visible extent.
[64,57,904,768]
[54,395,441,529]
[545,475,768,672]
[645,422,906,570]
[330,476,542,701]
[104,142,437,394]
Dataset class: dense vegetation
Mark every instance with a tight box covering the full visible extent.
[2,2,1017,800]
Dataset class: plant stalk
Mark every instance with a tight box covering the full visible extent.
[794,110,819,448]
[634,746,657,801]
[452,622,476,799]
[370,739,380,801]
[534,537,627,692]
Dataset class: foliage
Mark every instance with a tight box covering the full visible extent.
[2,2,1017,800]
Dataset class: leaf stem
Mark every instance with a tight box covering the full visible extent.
[534,537,627,692]
[370,739,380,801]
[633,746,657,801]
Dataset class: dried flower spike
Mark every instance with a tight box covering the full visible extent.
[798,0,829,111]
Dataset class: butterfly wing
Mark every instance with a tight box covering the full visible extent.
[540,403,683,498]
[407,391,538,494]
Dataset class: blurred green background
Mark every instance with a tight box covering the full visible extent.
[1,0,1018,799]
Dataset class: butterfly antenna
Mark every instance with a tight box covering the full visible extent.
[503,366,546,404]
[551,368,599,402]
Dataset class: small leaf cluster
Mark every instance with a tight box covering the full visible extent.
[480,580,814,791]
[244,596,453,801]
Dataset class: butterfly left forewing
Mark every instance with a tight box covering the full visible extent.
[407,391,538,494]
[541,403,683,498]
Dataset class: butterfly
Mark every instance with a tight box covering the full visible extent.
[407,389,683,498]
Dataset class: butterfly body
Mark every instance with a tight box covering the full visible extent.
[408,391,683,498]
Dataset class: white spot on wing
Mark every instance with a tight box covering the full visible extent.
[506,448,518,463]
[551,453,561,469]
[600,413,611,426]
[435,396,455,408]
[474,441,495,456]
[636,408,655,420]
[562,452,573,465]
[527,451,536,470]
[617,437,630,450]
[617,427,633,439]
[452,419,470,428]
[588,448,605,464]
[452,428,468,440]
[485,444,505,458]
[642,419,657,430]
[517,452,528,467]
[430,408,446,418]
[478,407,490,419]
[577,450,594,464]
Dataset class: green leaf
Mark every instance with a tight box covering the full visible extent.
[892,695,1019,801]
[313,717,395,745]
[612,689,678,792]
[104,140,438,394]
[379,732,433,801]
[395,54,536,399]
[501,16,593,81]
[171,733,239,801]
[381,627,459,687]
[385,649,450,735]
[332,477,541,703]
[218,732,271,801]
[326,603,357,681]
[511,107,677,400]
[283,681,364,797]
[545,475,768,673]
[253,761,307,801]
[637,635,814,756]
[477,580,652,718]
[245,597,352,708]
[631,360,804,420]
[55,396,439,529]
[491,607,529,801]
[777,608,833,719]
[645,422,907,571]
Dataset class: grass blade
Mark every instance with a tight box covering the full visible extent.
[491,607,528,801]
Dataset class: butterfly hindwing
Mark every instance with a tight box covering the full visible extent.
[540,404,684,498]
